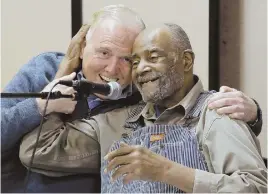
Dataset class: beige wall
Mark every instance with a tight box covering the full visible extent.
[82,0,210,90]
[1,0,209,89]
[1,0,71,89]
[220,0,267,157]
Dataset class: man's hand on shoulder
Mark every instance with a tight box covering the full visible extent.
[207,86,258,123]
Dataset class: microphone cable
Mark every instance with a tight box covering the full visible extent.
[23,82,59,193]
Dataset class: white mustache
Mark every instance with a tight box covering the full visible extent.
[136,73,163,84]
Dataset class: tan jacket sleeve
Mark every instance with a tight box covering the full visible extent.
[195,105,267,193]
[19,113,100,177]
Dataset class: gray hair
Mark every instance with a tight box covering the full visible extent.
[86,4,145,40]
[164,23,193,53]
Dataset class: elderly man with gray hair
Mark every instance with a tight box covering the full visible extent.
[102,23,267,193]
[2,4,264,193]
[2,5,145,193]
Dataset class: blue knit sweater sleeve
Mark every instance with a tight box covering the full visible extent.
[1,52,64,153]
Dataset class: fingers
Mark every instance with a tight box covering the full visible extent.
[63,101,77,114]
[219,86,229,93]
[58,72,76,81]
[229,112,245,120]
[111,164,139,184]
[208,98,241,109]
[59,24,90,76]
[106,154,133,172]
[104,145,133,161]
[73,24,91,42]
[80,24,91,35]
[208,91,243,105]
[44,72,76,91]
[219,86,237,93]
[216,105,243,115]
[111,164,132,182]
[39,72,78,115]
[51,72,76,86]
[63,85,76,94]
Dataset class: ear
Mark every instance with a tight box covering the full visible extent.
[80,40,86,59]
[182,49,195,72]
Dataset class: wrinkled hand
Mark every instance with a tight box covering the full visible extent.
[36,72,77,115]
[208,86,257,122]
[55,24,90,78]
[104,142,172,184]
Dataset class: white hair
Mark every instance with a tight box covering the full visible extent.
[86,4,145,40]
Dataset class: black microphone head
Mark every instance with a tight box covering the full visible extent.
[107,82,122,100]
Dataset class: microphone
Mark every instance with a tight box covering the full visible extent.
[58,80,122,100]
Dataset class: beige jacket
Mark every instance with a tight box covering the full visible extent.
[19,104,138,176]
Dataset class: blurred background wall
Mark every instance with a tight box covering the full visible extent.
[219,0,267,157]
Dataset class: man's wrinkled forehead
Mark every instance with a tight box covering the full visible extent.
[88,19,138,49]
[132,26,172,55]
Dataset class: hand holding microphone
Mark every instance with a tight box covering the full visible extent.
[36,72,78,116]
[36,72,123,116]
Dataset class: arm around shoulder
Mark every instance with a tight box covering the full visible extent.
[1,52,63,153]
[194,106,267,193]
[19,114,101,176]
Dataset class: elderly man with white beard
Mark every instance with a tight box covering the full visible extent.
[102,23,267,193]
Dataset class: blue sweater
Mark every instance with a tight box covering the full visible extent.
[1,52,100,193]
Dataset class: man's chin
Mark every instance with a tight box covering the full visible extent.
[141,93,158,104]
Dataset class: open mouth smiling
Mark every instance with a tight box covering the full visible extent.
[138,77,159,86]
[99,75,119,83]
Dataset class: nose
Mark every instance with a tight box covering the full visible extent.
[105,56,119,76]
[135,60,151,76]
